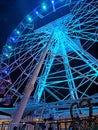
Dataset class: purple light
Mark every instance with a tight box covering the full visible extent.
[3,68,10,74]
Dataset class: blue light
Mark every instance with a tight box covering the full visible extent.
[43,5,46,10]
[35,11,44,18]
[27,16,32,22]
[5,53,9,58]
[42,3,47,10]
[3,68,10,74]
[12,37,15,42]
[7,45,12,50]
[35,11,39,15]
[51,0,54,4]
[4,70,8,74]
[16,30,20,35]
[7,45,13,51]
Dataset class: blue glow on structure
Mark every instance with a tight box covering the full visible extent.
[51,0,54,4]
[27,16,32,22]
[16,30,20,35]
[60,0,65,1]
[42,3,47,10]
[35,11,39,15]
[35,11,44,18]
[7,45,12,50]
[4,53,9,58]
[12,37,16,42]
[3,68,10,75]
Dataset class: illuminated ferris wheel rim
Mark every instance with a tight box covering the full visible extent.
[2,0,81,59]
[2,0,98,60]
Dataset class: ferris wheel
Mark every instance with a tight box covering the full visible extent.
[0,0,98,124]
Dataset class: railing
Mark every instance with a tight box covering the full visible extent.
[0,117,98,130]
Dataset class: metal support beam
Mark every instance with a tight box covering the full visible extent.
[61,45,78,99]
[8,31,54,130]
[58,31,78,99]
[34,41,59,102]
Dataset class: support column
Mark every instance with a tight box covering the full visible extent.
[59,31,78,99]
[34,41,59,102]
[9,31,54,130]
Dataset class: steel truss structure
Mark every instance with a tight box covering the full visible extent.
[0,0,98,128]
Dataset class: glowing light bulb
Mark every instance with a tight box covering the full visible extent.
[8,46,12,49]
[3,68,10,74]
[12,37,15,42]
[28,17,32,21]
[42,3,47,10]
[27,16,32,22]
[16,30,20,34]
[36,11,39,15]
[5,54,9,57]
[51,0,54,4]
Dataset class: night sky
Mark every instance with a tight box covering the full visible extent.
[0,0,43,53]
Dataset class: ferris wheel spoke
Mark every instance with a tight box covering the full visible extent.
[65,0,98,43]
[77,89,89,97]
[64,37,98,73]
[77,70,96,89]
[81,76,98,98]
[45,87,61,101]
[52,55,98,86]
[4,51,41,96]
[3,41,46,75]
[34,39,59,102]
